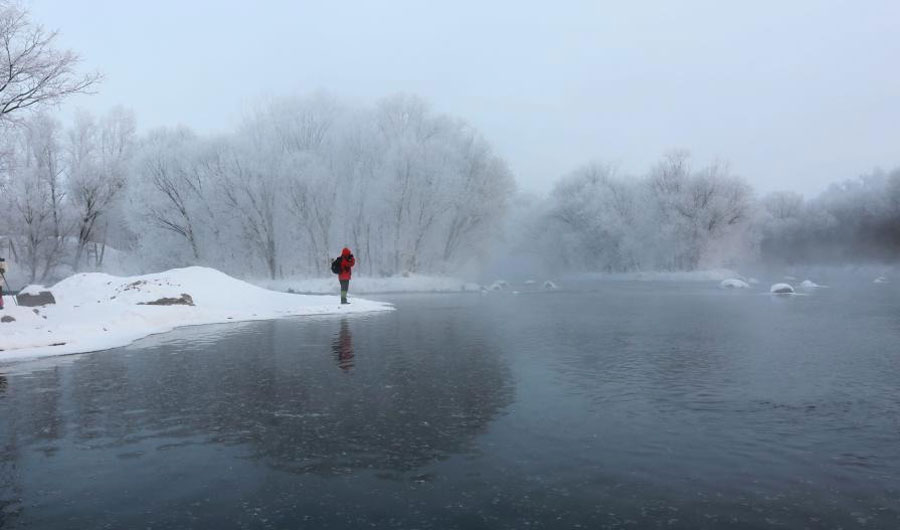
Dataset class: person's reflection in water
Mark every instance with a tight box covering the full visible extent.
[0,374,6,396]
[332,318,355,371]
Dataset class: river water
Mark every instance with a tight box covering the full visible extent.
[1,280,899,529]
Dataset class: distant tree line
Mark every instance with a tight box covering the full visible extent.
[513,151,755,273]
[0,94,515,282]
[759,168,900,265]
[511,153,900,274]
[5,93,900,283]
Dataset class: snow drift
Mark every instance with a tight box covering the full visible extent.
[0,267,392,361]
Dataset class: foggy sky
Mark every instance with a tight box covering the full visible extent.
[33,0,900,196]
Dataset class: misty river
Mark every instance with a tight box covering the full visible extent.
[1,279,899,529]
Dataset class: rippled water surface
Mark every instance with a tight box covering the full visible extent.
[1,281,899,529]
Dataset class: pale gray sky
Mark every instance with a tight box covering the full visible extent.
[32,0,900,195]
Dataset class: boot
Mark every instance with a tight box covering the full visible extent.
[341,290,349,305]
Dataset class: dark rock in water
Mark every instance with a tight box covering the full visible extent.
[17,291,56,307]
[1,315,15,323]
[139,293,195,306]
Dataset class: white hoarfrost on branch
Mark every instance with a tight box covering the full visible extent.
[0,2,100,124]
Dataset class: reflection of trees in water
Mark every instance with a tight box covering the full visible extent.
[0,314,513,480]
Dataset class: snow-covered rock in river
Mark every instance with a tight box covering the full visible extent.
[523,280,536,285]
[0,266,393,361]
[800,280,822,289]
[489,280,510,291]
[720,279,750,289]
[543,280,558,290]
[874,276,889,284]
[770,283,795,294]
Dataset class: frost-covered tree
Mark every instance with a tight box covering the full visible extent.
[531,152,753,273]
[0,2,100,125]
[367,94,513,274]
[760,168,900,264]
[128,127,208,263]
[217,141,286,279]
[2,113,71,281]
[68,107,135,270]
[126,93,514,279]
[241,93,340,276]
[547,163,636,271]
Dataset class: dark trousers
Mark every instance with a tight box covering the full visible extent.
[340,279,349,301]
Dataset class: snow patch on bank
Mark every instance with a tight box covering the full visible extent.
[0,267,392,361]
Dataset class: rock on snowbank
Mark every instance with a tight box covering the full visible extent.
[720,279,750,289]
[0,266,393,361]
[770,283,795,294]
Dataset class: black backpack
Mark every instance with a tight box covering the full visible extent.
[330,256,342,275]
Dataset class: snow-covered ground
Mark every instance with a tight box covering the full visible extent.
[0,267,392,361]
[259,274,482,294]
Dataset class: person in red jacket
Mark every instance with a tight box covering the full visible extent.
[0,257,6,310]
[338,247,355,304]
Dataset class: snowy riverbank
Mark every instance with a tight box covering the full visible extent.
[0,267,393,361]
[258,274,482,294]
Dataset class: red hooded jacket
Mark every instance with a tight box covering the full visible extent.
[339,247,355,281]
